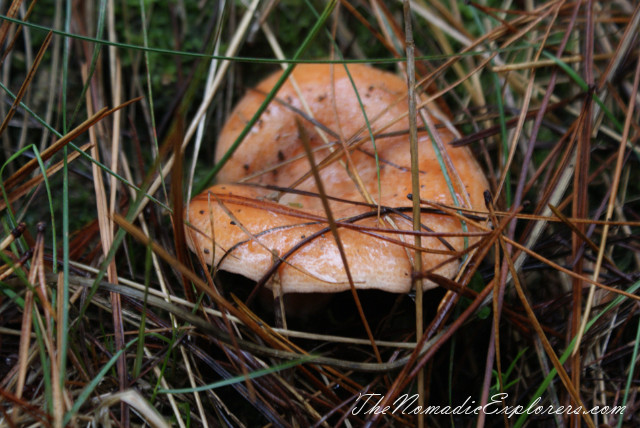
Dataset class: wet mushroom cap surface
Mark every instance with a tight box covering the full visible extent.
[186,64,489,294]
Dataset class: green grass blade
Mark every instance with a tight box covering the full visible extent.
[63,337,140,425]
[542,50,623,132]
[62,0,71,134]
[138,0,168,202]
[0,13,531,66]
[514,279,640,428]
[158,355,316,394]
[133,244,153,379]
[69,0,108,127]
[492,72,511,207]
[193,0,338,194]
[60,145,70,396]
[616,316,640,428]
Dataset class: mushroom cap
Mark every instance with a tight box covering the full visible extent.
[186,64,489,294]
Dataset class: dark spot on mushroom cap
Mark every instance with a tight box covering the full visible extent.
[317,94,326,102]
[243,164,250,171]
[203,249,210,254]
[365,86,375,98]
[230,221,236,225]
[199,210,205,214]
[277,150,285,162]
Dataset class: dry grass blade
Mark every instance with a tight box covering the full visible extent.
[574,48,640,353]
[402,3,426,426]
[364,200,513,426]
[81,61,129,426]
[0,142,91,212]
[50,271,435,373]
[168,117,193,301]
[12,223,46,423]
[94,390,170,428]
[0,31,51,137]
[2,97,141,193]
[111,213,307,357]
[0,0,26,63]
[500,236,596,428]
[296,119,383,365]
[547,203,618,270]
[596,1,640,90]
[502,235,640,301]
[0,222,25,251]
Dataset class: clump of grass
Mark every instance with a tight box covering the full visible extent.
[1,0,639,427]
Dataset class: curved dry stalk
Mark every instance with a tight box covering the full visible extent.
[574,46,640,353]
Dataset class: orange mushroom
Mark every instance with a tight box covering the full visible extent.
[185,64,488,296]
